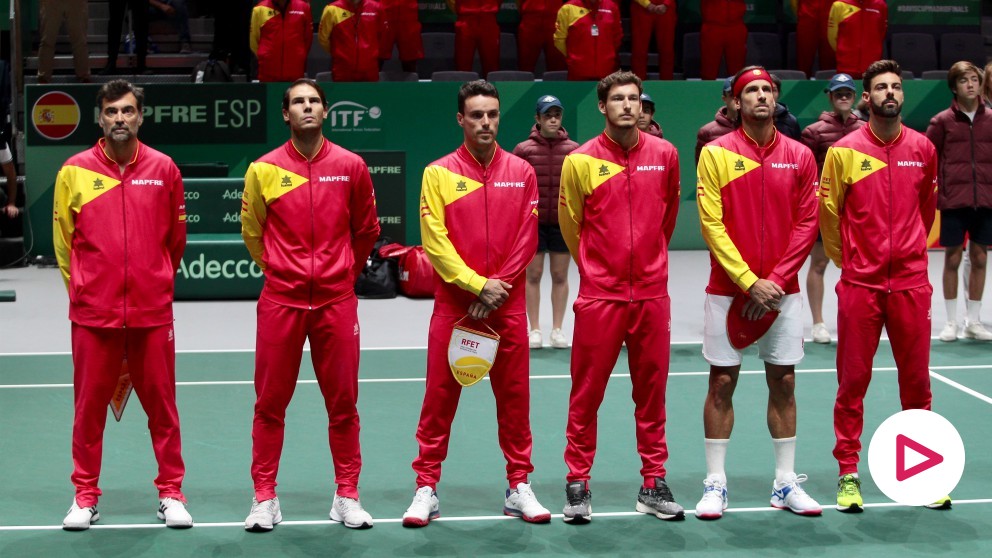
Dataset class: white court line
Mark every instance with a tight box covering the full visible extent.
[4,365,992,390]
[3,498,991,532]
[930,370,992,405]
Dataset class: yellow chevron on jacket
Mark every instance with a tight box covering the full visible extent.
[420,164,488,296]
[318,6,356,52]
[818,145,887,265]
[558,152,625,259]
[240,161,309,269]
[827,2,860,50]
[554,4,592,54]
[250,5,280,53]
[52,165,122,287]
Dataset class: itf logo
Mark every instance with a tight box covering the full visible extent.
[867,409,965,506]
[327,101,382,132]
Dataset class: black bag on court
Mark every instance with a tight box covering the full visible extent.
[192,59,233,83]
[355,237,398,299]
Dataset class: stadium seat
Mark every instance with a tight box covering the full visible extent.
[541,70,568,81]
[419,32,456,79]
[306,33,327,79]
[379,71,419,82]
[814,69,837,80]
[890,33,937,77]
[920,70,949,81]
[770,69,807,80]
[939,33,986,69]
[500,33,517,71]
[431,70,479,82]
[314,71,332,82]
[486,70,535,82]
[746,32,783,70]
[682,32,701,79]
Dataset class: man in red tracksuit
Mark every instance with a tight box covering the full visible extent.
[820,60,943,512]
[794,0,835,77]
[827,0,887,79]
[516,0,566,73]
[695,66,821,520]
[700,0,747,81]
[554,0,622,81]
[448,0,501,77]
[319,0,384,82]
[241,79,381,531]
[250,0,313,82]
[54,80,191,531]
[630,0,677,80]
[402,80,551,528]
[559,71,683,524]
[379,0,423,73]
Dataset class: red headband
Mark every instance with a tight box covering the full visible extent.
[732,68,773,98]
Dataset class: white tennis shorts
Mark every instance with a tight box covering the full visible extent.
[702,293,804,366]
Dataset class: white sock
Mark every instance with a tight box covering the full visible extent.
[967,299,982,324]
[772,436,796,484]
[841,472,859,479]
[945,298,957,324]
[704,439,729,484]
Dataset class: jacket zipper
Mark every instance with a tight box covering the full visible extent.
[625,150,633,302]
[308,158,315,309]
[121,165,129,327]
[886,145,893,293]
[969,119,977,208]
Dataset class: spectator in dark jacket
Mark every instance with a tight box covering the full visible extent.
[800,72,863,344]
[926,61,992,342]
[637,93,664,138]
[770,73,801,140]
[513,95,579,350]
[695,76,738,164]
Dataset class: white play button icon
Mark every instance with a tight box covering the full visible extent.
[868,409,965,506]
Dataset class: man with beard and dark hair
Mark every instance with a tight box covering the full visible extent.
[695,66,821,521]
[820,59,945,513]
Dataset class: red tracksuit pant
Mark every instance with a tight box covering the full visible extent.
[795,9,834,77]
[631,4,677,80]
[380,7,424,61]
[833,282,933,475]
[517,13,565,73]
[455,14,500,76]
[251,295,362,501]
[565,296,672,484]
[700,22,747,80]
[70,323,185,507]
[411,311,533,489]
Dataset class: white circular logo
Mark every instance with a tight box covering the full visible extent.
[368,106,381,119]
[867,409,965,506]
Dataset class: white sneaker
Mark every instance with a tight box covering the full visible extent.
[549,328,569,349]
[245,497,282,532]
[504,482,551,523]
[157,497,193,528]
[940,321,959,342]
[694,477,728,520]
[529,329,543,349]
[402,486,439,528]
[330,494,373,529]
[63,500,99,531]
[963,321,992,341]
[811,322,831,344]
[771,473,822,516]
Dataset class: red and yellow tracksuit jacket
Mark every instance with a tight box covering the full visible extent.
[827,0,887,78]
[819,124,938,292]
[554,0,622,81]
[697,128,819,296]
[319,0,383,82]
[53,140,186,328]
[559,131,681,301]
[419,145,538,317]
[250,0,313,82]
[241,138,380,309]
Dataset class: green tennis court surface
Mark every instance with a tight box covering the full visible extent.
[2,341,991,557]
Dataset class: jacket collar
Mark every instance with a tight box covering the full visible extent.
[97,138,142,168]
[864,120,904,147]
[598,129,642,155]
[950,98,986,118]
[528,124,571,145]
[737,125,778,150]
[286,136,330,162]
[457,143,502,169]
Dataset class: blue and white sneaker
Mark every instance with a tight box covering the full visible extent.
[694,476,728,520]
[771,473,822,516]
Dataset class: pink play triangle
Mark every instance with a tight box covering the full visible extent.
[896,433,944,481]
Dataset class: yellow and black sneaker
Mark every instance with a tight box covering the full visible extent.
[925,495,952,510]
[836,474,863,513]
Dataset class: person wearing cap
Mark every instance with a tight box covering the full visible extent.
[637,93,664,139]
[695,66,821,520]
[402,80,552,528]
[827,0,887,79]
[770,74,801,141]
[559,71,684,524]
[699,0,747,81]
[926,61,992,343]
[516,0,566,74]
[630,0,677,81]
[318,0,384,82]
[513,95,579,350]
[695,77,739,164]
[820,59,944,512]
[448,0,501,78]
[554,0,622,81]
[800,72,864,345]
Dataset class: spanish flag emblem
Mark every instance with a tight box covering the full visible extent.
[32,91,81,141]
